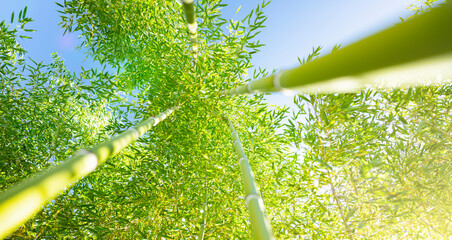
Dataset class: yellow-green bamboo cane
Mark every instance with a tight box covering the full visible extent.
[225,117,274,240]
[222,1,452,95]
[0,106,179,239]
[182,0,198,57]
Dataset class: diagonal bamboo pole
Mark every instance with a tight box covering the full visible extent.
[225,117,274,240]
[182,0,199,57]
[222,1,452,95]
[0,106,179,239]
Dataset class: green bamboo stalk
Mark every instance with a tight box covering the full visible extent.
[225,117,274,240]
[182,0,198,56]
[223,1,452,95]
[0,106,179,239]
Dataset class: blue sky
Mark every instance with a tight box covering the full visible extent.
[1,0,417,105]
[223,0,414,71]
[1,1,101,72]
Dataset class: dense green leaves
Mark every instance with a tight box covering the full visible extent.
[1,1,451,239]
[2,1,289,239]
[284,64,452,238]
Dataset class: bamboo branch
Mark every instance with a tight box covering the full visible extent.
[321,128,353,240]
[422,118,452,141]
[328,172,354,240]
[419,217,447,239]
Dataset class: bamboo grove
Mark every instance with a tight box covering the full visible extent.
[0,0,451,239]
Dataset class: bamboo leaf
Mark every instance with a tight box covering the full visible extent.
[236,5,241,14]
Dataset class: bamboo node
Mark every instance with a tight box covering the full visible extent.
[272,71,285,91]
[247,82,254,93]
[245,193,260,207]
[238,157,247,164]
[187,23,198,34]
[152,118,159,126]
[129,127,140,137]
[76,150,99,175]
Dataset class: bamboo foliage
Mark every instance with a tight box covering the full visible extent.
[223,1,452,95]
[51,0,275,238]
[225,117,274,240]
[0,106,178,239]
[284,85,452,238]
[2,0,450,239]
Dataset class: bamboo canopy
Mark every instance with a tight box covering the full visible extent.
[0,107,178,239]
[225,117,274,240]
[2,0,451,239]
[222,1,452,95]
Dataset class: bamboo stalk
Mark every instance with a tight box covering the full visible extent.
[225,117,274,240]
[182,0,198,57]
[222,1,452,95]
[0,106,179,239]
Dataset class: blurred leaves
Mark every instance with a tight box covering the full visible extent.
[285,48,452,237]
